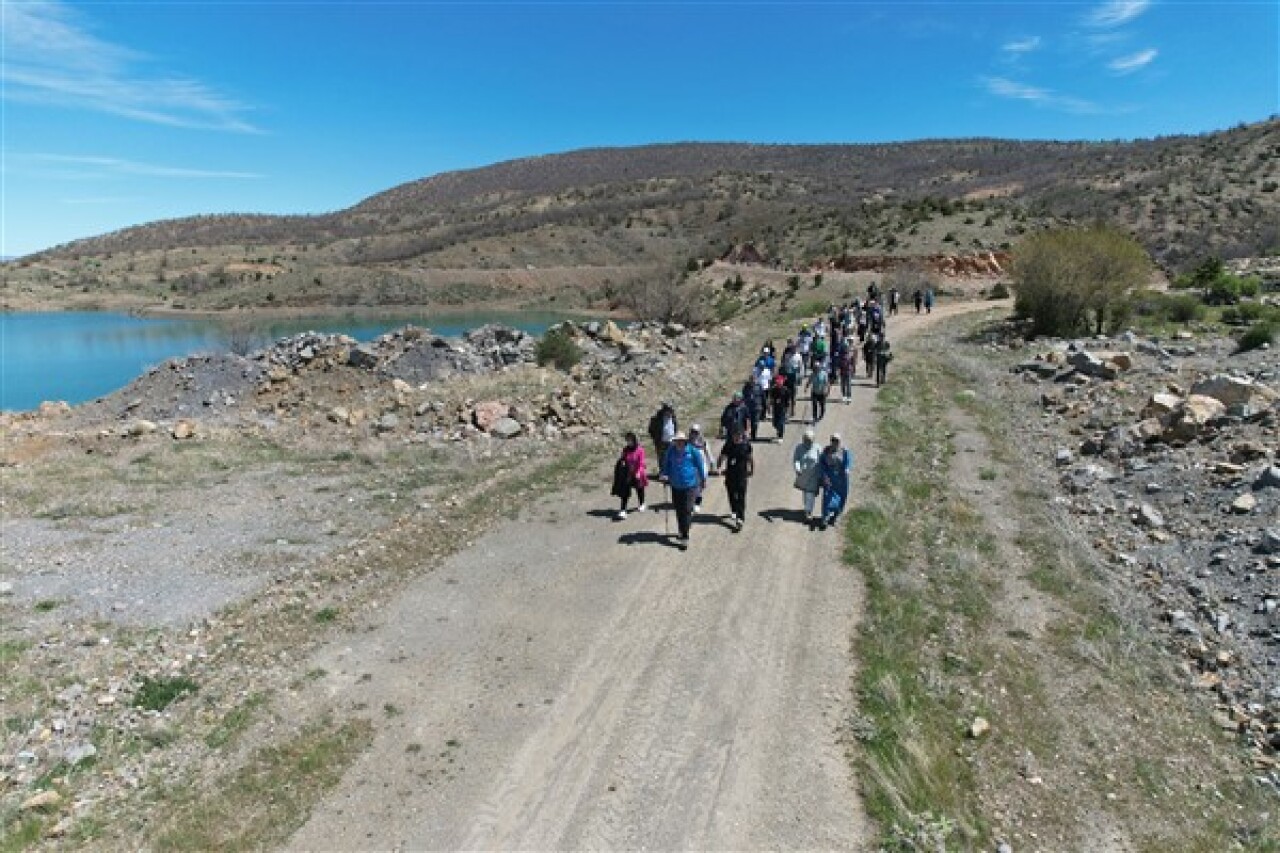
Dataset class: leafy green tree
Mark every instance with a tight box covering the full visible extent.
[1010,225,1151,337]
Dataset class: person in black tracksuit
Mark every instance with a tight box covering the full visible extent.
[716,428,754,530]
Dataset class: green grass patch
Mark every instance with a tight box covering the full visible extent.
[205,693,268,750]
[313,607,340,624]
[151,716,373,852]
[133,675,199,712]
[0,816,44,853]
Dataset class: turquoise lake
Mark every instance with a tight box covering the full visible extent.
[1,310,572,412]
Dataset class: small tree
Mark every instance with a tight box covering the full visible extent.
[1010,225,1150,337]
[535,327,582,371]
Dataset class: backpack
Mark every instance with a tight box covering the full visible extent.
[811,369,830,395]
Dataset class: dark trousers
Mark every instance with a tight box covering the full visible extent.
[876,359,888,386]
[748,410,760,441]
[840,372,852,398]
[671,487,697,538]
[773,409,787,439]
[785,375,798,414]
[619,484,645,511]
[811,393,827,424]
[725,477,748,520]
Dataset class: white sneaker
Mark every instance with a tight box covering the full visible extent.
[637,503,647,513]
[616,510,627,520]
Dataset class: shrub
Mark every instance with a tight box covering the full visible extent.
[535,327,583,371]
[134,676,199,711]
[1235,321,1276,353]
[1010,225,1150,337]
[1161,293,1205,323]
[988,281,1010,300]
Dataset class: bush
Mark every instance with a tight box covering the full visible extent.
[535,327,583,371]
[1010,225,1150,337]
[134,676,199,711]
[1161,293,1205,323]
[1235,321,1277,353]
[988,281,1010,300]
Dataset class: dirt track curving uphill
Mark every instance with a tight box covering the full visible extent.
[287,305,972,851]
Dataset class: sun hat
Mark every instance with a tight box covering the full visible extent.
[803,428,816,440]
[674,431,688,441]
[690,423,702,433]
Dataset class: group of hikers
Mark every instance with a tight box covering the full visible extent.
[612,289,902,551]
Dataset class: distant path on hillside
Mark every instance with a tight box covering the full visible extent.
[286,302,986,851]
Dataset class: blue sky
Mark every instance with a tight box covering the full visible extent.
[2,0,1276,257]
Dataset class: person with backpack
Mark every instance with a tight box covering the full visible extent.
[807,358,831,425]
[923,288,934,314]
[716,427,754,531]
[875,335,894,387]
[792,428,822,529]
[817,433,852,530]
[647,402,677,465]
[769,373,791,442]
[720,391,750,441]
[611,431,648,520]
[862,334,876,379]
[660,431,707,550]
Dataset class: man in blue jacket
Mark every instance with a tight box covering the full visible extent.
[661,431,708,550]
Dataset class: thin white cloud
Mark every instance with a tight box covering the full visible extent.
[1003,36,1042,55]
[0,0,260,133]
[21,153,263,180]
[982,76,1103,115]
[1109,48,1158,73]
[1087,0,1152,28]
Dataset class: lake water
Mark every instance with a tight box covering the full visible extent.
[1,310,573,412]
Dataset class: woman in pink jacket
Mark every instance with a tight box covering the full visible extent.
[612,431,649,520]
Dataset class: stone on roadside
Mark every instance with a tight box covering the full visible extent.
[21,790,61,811]
[171,419,196,440]
[1141,392,1182,420]
[1054,448,1073,466]
[471,400,509,432]
[126,420,158,438]
[0,581,13,596]
[37,401,71,418]
[1162,395,1226,442]
[375,413,399,434]
[348,345,379,369]
[1230,494,1258,514]
[1135,503,1165,528]
[491,417,522,439]
[63,743,97,766]
[968,717,991,739]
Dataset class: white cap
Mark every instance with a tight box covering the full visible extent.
[803,428,816,440]
[674,431,688,441]
[690,423,702,433]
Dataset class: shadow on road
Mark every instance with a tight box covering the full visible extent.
[758,507,807,525]
[617,530,682,549]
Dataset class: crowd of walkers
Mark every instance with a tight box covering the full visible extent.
[611,287,903,550]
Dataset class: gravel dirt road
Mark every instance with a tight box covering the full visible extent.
[287,307,962,851]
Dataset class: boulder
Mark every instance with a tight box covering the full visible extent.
[491,417,522,439]
[1162,395,1226,442]
[171,419,197,440]
[601,321,627,345]
[471,400,509,432]
[1189,374,1278,409]
[126,420,158,437]
[1230,493,1258,514]
[348,345,380,370]
[1141,392,1182,420]
[1135,503,1165,528]
[375,413,400,433]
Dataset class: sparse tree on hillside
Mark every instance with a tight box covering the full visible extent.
[1011,225,1150,337]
